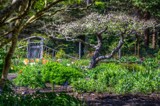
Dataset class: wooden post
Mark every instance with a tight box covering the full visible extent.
[27,39,30,58]
[40,39,43,59]
[52,50,54,59]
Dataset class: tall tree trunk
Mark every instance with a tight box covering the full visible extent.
[152,28,156,49]
[144,28,150,49]
[135,34,140,56]
[158,32,160,48]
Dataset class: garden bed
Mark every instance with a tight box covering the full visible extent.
[8,73,160,106]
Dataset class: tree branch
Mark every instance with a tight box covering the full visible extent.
[23,0,65,28]
[5,0,32,24]
[49,36,96,48]
[0,0,27,22]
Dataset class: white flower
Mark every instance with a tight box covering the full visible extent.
[29,62,35,66]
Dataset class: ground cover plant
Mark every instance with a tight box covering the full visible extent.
[72,63,160,94]
[0,92,84,106]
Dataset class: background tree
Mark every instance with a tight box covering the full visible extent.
[49,12,156,68]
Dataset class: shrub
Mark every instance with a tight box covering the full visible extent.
[14,65,45,88]
[55,49,66,59]
[41,62,83,86]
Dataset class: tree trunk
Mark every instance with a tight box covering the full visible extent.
[0,33,18,89]
[135,34,140,56]
[144,28,150,49]
[88,30,125,69]
[89,34,102,68]
[118,48,122,59]
[152,29,156,49]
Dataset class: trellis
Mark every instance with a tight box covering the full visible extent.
[26,36,44,59]
[22,36,78,59]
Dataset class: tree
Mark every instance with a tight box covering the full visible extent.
[0,0,90,89]
[50,12,156,68]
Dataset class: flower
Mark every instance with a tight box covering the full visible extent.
[11,66,14,70]
[23,59,29,65]
[19,70,23,74]
[30,62,35,66]
[30,59,34,63]
[56,59,61,62]
[35,58,40,63]
[42,59,48,64]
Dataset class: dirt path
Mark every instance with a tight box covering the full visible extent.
[8,73,160,106]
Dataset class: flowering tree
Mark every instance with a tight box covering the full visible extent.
[49,12,156,68]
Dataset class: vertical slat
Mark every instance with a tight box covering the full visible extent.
[40,39,43,59]
[27,39,30,58]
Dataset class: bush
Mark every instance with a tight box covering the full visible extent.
[14,65,45,88]
[41,62,83,85]
[55,49,66,59]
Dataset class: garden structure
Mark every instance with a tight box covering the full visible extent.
[20,36,84,59]
[26,36,44,59]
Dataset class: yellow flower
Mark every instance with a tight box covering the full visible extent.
[35,58,40,63]
[23,59,29,65]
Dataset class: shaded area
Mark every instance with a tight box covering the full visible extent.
[86,93,160,106]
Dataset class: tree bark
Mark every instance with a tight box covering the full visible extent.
[88,31,127,69]
[89,33,102,68]
[0,33,18,89]
[144,28,150,49]
[135,34,140,56]
[152,28,156,49]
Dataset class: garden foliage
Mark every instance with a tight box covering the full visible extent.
[41,62,83,85]
[0,92,83,106]
[14,61,83,89]
[72,63,160,94]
